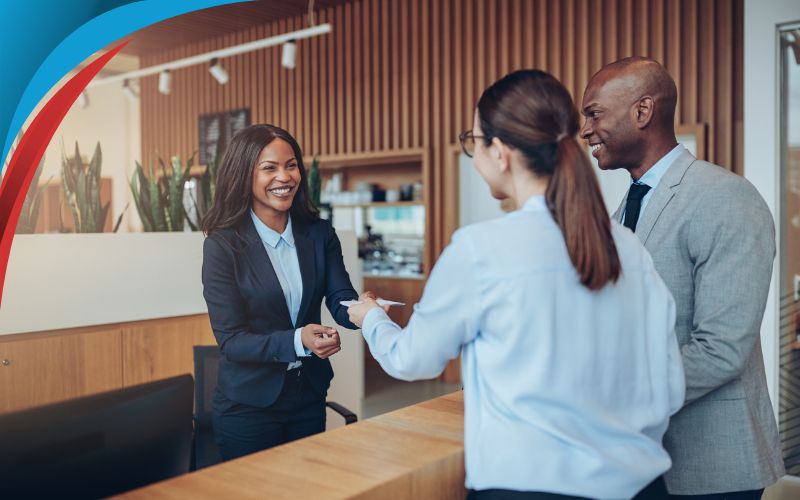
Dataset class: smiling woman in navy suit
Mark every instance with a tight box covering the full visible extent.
[201,124,361,460]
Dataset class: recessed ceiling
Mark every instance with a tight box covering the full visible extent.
[116,0,351,56]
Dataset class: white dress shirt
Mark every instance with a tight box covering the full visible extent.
[361,195,685,498]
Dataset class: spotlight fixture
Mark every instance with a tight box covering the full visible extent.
[281,40,297,69]
[87,25,332,90]
[122,79,139,101]
[77,90,89,109]
[208,58,229,84]
[158,70,171,95]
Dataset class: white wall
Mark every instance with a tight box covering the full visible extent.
[744,0,800,409]
[16,52,142,233]
[458,152,505,227]
[0,233,206,335]
[42,78,141,232]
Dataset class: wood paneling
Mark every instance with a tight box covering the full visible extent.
[362,276,428,376]
[140,0,744,258]
[122,315,216,387]
[121,391,466,499]
[0,314,214,415]
[0,326,122,413]
[118,1,350,56]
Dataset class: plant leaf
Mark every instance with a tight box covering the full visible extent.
[75,169,86,232]
[113,202,129,233]
[149,164,167,231]
[99,201,110,232]
[128,172,146,231]
[129,161,156,232]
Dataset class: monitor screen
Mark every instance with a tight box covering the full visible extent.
[0,374,193,498]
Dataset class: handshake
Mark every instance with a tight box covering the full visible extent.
[300,291,405,359]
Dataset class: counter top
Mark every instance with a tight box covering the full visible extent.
[119,391,465,499]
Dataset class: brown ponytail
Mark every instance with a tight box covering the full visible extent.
[546,137,620,290]
[477,69,620,290]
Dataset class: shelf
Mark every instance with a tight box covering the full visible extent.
[188,165,209,177]
[317,148,425,169]
[331,201,423,209]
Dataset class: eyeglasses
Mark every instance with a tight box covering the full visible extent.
[458,130,488,158]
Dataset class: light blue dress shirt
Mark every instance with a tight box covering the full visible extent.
[250,210,309,370]
[361,195,685,498]
[622,144,684,224]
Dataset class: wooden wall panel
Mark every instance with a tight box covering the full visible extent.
[363,277,425,329]
[141,0,745,258]
[0,314,218,415]
[0,326,123,413]
[121,315,216,387]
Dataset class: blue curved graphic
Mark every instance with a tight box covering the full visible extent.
[0,0,244,177]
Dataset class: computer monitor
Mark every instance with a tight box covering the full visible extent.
[0,374,194,498]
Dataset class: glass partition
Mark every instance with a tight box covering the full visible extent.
[778,22,800,476]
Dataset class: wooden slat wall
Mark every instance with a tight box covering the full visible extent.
[140,0,743,258]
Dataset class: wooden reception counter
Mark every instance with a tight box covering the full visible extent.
[120,391,466,499]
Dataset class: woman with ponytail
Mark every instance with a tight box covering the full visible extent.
[347,70,684,499]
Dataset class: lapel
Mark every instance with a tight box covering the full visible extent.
[612,195,626,224]
[292,221,317,328]
[239,217,292,323]
[635,149,696,245]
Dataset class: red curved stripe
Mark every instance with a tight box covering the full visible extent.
[0,42,129,307]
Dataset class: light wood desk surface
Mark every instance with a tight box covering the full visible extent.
[120,391,466,499]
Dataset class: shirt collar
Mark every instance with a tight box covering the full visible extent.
[520,195,547,212]
[250,210,295,248]
[633,144,684,189]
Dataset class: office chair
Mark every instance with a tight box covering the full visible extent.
[191,345,358,471]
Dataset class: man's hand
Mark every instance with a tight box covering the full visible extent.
[300,324,341,359]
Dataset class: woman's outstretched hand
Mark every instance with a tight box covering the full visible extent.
[348,291,392,328]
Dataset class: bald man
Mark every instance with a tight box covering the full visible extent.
[580,57,783,499]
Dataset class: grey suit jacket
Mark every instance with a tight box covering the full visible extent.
[613,149,784,494]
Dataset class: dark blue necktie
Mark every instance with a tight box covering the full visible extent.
[624,183,651,232]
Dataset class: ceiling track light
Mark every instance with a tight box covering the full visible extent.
[86,24,332,89]
[209,57,229,84]
[122,79,139,101]
[158,70,171,95]
[281,40,297,69]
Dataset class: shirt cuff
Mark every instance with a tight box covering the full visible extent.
[294,328,311,358]
[362,307,391,336]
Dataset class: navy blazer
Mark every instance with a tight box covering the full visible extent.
[202,216,358,408]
